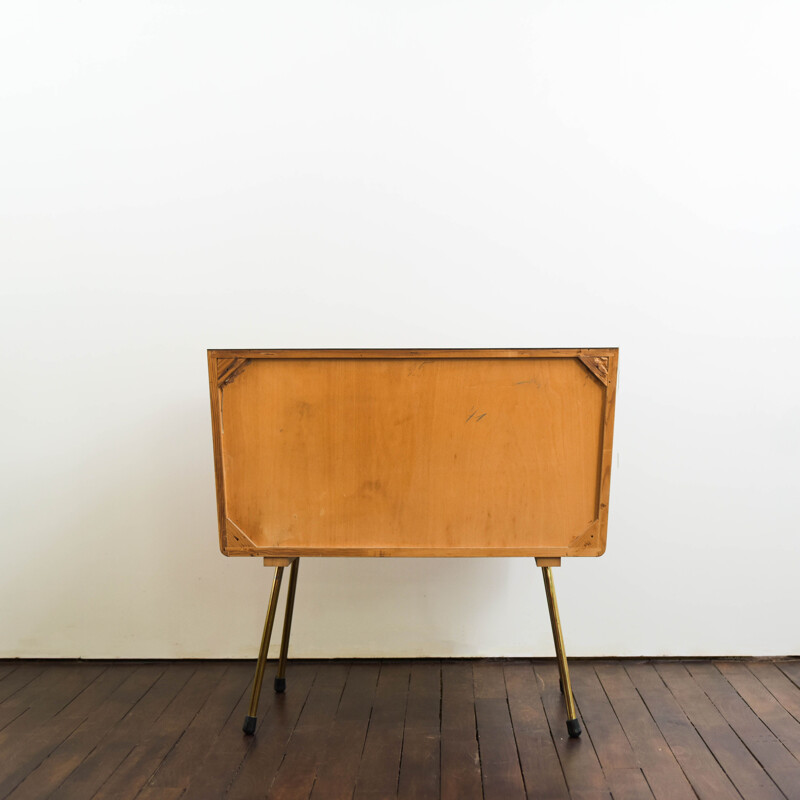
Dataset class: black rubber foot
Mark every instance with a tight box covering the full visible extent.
[242,715,257,735]
[567,718,582,738]
[274,677,286,693]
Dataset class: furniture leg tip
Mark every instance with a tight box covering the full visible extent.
[242,715,257,735]
[567,718,582,738]
[274,677,286,693]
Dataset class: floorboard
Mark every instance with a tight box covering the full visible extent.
[503,662,569,800]
[310,662,379,800]
[627,662,740,800]
[536,662,610,800]
[594,661,695,800]
[654,661,783,800]
[440,661,482,800]
[1,657,799,799]
[397,661,441,800]
[687,661,800,800]
[353,662,409,800]
[474,661,526,800]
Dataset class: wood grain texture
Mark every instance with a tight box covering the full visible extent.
[440,662,482,800]
[687,662,800,799]
[397,662,442,800]
[208,348,618,558]
[353,662,410,799]
[473,661,526,799]
[503,662,570,799]
[655,661,784,800]
[3,658,800,799]
[626,662,741,800]
[594,661,696,800]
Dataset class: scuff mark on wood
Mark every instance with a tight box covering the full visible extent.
[465,408,476,422]
[476,413,487,422]
[578,355,609,386]
[408,359,436,376]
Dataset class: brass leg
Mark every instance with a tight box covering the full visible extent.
[243,566,284,735]
[541,566,582,738]
[274,558,299,693]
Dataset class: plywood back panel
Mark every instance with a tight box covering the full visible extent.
[208,349,618,557]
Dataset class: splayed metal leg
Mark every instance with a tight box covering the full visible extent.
[541,565,582,738]
[243,566,284,735]
[274,558,299,693]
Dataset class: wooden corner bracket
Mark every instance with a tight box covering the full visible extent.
[217,358,251,387]
[578,355,609,386]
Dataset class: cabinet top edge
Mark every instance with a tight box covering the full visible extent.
[207,347,619,359]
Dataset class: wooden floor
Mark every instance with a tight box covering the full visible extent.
[1,659,800,799]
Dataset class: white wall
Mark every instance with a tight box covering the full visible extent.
[1,1,798,659]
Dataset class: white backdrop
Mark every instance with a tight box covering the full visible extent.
[1,1,798,658]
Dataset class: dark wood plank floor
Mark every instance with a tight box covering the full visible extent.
[1,658,799,799]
